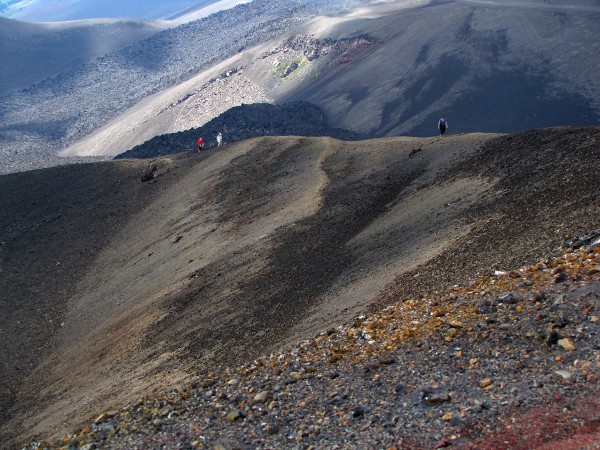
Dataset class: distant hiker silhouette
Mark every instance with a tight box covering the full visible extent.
[438,115,448,137]
[197,137,204,151]
[216,132,223,147]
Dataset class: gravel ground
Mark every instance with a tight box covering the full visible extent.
[27,234,600,449]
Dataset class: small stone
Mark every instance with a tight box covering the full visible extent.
[590,316,598,323]
[352,405,367,418]
[546,329,561,346]
[394,383,405,394]
[264,424,279,435]
[442,412,453,421]
[425,391,451,405]
[446,328,458,340]
[480,378,492,388]
[226,409,245,421]
[254,391,269,403]
[554,271,568,283]
[290,371,303,380]
[497,292,518,304]
[558,338,575,351]
[470,358,478,365]
[555,370,572,379]
[227,378,238,385]
[449,320,463,328]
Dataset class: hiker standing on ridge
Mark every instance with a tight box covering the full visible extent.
[197,137,204,151]
[438,115,448,137]
[216,132,223,147]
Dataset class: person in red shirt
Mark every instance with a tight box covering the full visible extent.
[197,137,204,151]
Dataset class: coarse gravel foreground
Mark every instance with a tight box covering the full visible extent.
[28,233,600,450]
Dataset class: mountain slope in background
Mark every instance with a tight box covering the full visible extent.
[282,0,600,137]
[0,0,212,21]
[1,0,599,173]
[0,16,174,96]
[80,0,600,161]
[1,126,599,447]
[0,0,371,174]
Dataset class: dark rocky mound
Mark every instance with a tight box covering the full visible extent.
[114,102,362,159]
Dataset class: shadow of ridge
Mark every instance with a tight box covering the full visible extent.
[404,63,599,136]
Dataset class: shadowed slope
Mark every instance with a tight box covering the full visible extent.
[281,1,600,136]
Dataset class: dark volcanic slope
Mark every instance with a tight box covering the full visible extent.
[0,127,599,448]
[115,102,362,159]
[375,126,600,305]
[0,159,170,423]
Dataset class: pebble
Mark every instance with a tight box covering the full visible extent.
[254,391,269,403]
[226,409,244,421]
[446,328,458,339]
[554,370,573,379]
[557,338,575,351]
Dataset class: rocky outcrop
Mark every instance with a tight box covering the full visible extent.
[262,33,382,65]
[115,101,362,159]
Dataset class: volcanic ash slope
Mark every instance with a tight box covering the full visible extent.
[1,126,599,447]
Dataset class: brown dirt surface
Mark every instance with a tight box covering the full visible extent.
[1,126,599,448]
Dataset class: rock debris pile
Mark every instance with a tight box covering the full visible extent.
[28,233,600,449]
[116,102,361,159]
